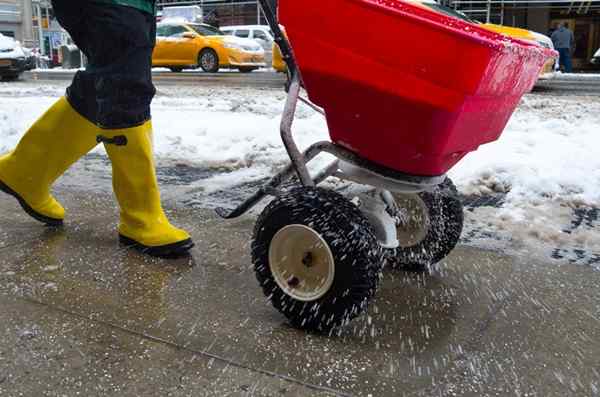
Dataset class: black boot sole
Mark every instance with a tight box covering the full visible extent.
[119,234,195,258]
[0,179,63,227]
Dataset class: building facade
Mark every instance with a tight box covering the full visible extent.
[0,0,21,39]
[157,0,277,26]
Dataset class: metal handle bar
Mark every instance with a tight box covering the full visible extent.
[257,0,299,79]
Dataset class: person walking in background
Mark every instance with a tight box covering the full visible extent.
[551,22,575,73]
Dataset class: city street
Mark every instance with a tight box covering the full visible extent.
[23,69,287,89]
[534,74,600,96]
[19,69,600,94]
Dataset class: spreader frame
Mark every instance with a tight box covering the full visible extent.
[215,1,446,220]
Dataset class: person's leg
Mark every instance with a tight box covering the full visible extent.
[80,4,193,257]
[564,50,573,73]
[558,48,571,73]
[77,4,156,128]
[0,0,99,225]
[52,0,99,124]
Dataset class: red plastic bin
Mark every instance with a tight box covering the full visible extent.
[279,0,556,176]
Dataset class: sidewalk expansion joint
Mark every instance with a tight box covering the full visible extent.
[16,294,354,397]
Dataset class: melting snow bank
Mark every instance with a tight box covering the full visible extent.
[0,83,598,265]
[450,95,600,264]
[451,95,600,207]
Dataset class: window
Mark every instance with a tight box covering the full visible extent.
[235,30,250,38]
[254,31,269,41]
[156,25,170,37]
[157,25,190,38]
[189,24,223,36]
[169,25,188,37]
[0,4,18,12]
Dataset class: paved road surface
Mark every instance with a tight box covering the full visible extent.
[533,75,600,96]
[22,70,600,95]
[1,186,600,396]
[24,69,287,89]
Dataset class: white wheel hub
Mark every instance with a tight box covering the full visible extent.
[269,224,335,302]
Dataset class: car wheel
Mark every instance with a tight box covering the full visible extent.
[238,67,257,73]
[198,49,219,73]
[0,73,20,81]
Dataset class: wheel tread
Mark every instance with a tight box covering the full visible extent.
[252,186,383,332]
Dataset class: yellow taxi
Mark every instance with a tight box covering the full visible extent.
[273,1,555,75]
[272,39,286,73]
[153,22,266,73]
[481,24,556,74]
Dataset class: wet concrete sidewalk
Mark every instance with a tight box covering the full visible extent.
[1,189,599,396]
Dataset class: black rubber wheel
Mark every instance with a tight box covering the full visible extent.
[386,178,464,270]
[198,49,219,73]
[252,186,383,332]
[170,67,183,73]
[238,67,257,73]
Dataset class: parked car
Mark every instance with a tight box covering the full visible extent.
[0,33,35,80]
[220,25,274,64]
[152,22,265,73]
[592,48,600,66]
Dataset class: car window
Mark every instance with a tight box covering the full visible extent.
[169,25,189,37]
[156,25,170,37]
[235,30,250,38]
[254,30,269,41]
[189,24,224,36]
[156,25,187,37]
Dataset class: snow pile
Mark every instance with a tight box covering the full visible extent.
[1,86,598,208]
[0,85,330,192]
[449,95,600,254]
[450,95,600,207]
[150,89,328,174]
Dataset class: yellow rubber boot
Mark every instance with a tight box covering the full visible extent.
[0,98,99,226]
[100,121,194,257]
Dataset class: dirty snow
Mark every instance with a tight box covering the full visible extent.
[0,82,598,259]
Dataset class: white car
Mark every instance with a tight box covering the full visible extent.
[592,48,600,66]
[220,25,274,64]
[0,33,35,80]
